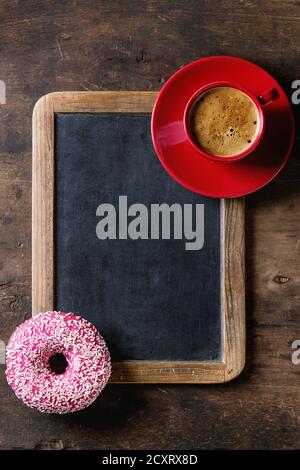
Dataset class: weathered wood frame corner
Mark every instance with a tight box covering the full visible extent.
[32,91,245,384]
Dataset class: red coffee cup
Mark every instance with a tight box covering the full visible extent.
[183,81,280,162]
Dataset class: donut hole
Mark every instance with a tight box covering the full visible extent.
[49,353,68,375]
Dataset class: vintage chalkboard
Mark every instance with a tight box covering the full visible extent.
[32,92,245,383]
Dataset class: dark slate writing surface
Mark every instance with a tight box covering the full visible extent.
[55,113,221,360]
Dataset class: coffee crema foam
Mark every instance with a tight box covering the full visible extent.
[190,86,260,157]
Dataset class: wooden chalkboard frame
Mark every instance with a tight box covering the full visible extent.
[32,91,245,384]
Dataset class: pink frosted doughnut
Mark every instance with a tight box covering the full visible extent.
[6,311,111,414]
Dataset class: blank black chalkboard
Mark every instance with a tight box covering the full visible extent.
[55,112,221,361]
[32,91,245,383]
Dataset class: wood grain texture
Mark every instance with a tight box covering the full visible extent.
[0,0,299,450]
[32,91,245,384]
[32,94,55,314]
[111,361,225,384]
[222,198,245,382]
[52,91,157,113]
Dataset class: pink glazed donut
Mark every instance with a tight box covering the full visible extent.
[6,311,111,414]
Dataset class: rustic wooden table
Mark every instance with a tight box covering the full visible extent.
[0,0,299,450]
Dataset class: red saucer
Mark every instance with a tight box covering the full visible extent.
[151,56,295,198]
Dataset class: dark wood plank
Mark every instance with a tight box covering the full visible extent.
[0,0,299,449]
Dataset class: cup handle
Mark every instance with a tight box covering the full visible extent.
[258,88,280,106]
